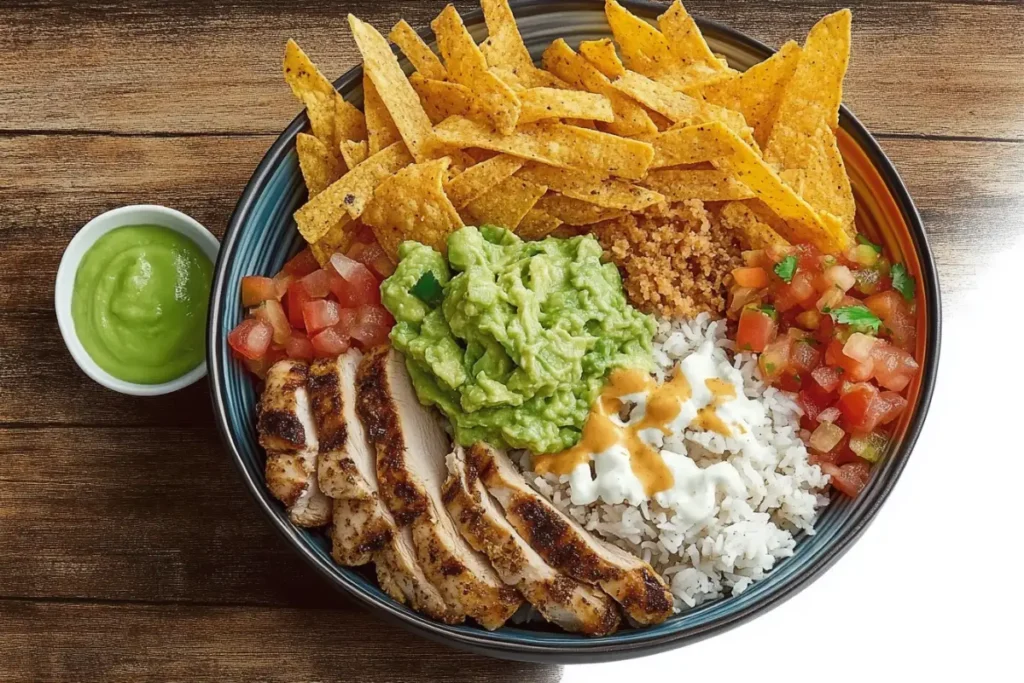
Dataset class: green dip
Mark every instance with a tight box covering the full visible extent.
[382,225,654,454]
[71,225,213,384]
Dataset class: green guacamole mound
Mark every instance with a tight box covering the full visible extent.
[381,225,655,454]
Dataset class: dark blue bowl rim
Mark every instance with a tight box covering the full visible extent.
[208,0,941,664]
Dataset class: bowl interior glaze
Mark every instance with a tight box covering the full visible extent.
[208,0,939,663]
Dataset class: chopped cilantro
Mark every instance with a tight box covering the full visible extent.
[759,303,777,319]
[774,255,798,283]
[830,305,882,334]
[856,234,883,254]
[410,271,443,306]
[891,263,916,301]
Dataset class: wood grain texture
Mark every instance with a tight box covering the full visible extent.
[0,1,1021,139]
[0,600,560,682]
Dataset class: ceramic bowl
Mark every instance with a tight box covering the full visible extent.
[208,0,940,663]
[56,204,219,396]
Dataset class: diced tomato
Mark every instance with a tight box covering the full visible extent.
[789,337,822,375]
[820,460,871,497]
[798,387,833,429]
[825,338,874,382]
[228,318,273,360]
[302,299,341,334]
[776,372,803,392]
[736,306,777,352]
[286,280,313,329]
[793,243,823,272]
[240,276,277,307]
[876,391,909,426]
[349,240,396,278]
[869,341,919,391]
[759,337,791,383]
[272,272,293,300]
[253,299,292,345]
[794,309,821,331]
[310,326,351,358]
[285,334,315,361]
[865,290,917,350]
[329,265,381,308]
[299,269,333,299]
[282,248,320,277]
[773,270,817,313]
[350,305,395,348]
[733,267,769,289]
[335,307,358,337]
[813,313,836,344]
[811,365,844,394]
[243,346,287,380]
[853,267,885,296]
[837,382,890,433]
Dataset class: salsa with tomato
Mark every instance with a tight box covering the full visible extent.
[227,228,396,378]
[727,236,920,497]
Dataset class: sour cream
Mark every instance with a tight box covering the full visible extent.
[533,341,767,523]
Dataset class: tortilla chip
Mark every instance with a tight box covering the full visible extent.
[517,163,663,210]
[657,1,733,82]
[434,116,655,180]
[542,39,656,137]
[339,139,369,169]
[578,38,626,79]
[695,122,849,252]
[444,154,525,209]
[489,65,527,92]
[296,133,344,196]
[461,176,548,230]
[640,169,755,202]
[363,74,401,155]
[333,92,368,147]
[294,142,414,242]
[432,5,522,135]
[796,126,856,233]
[408,73,475,125]
[477,0,567,89]
[700,41,802,148]
[362,157,464,260]
[611,71,756,146]
[515,208,564,240]
[309,216,356,266]
[390,19,447,81]
[349,15,439,162]
[719,201,790,250]
[535,193,629,226]
[518,88,615,124]
[283,40,342,149]
[603,0,692,89]
[648,124,732,167]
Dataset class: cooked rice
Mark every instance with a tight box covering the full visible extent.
[519,313,830,610]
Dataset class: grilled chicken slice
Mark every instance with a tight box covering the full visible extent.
[357,346,522,630]
[258,360,332,527]
[307,352,458,622]
[444,447,622,636]
[468,443,675,626]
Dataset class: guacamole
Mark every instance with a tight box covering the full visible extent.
[381,225,654,454]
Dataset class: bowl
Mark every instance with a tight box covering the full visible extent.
[56,204,220,396]
[208,0,941,663]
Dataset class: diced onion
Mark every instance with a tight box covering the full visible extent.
[727,287,760,319]
[809,421,845,453]
[825,265,856,292]
[816,286,844,313]
[818,407,841,424]
[850,431,888,463]
[843,332,878,362]
[330,252,363,280]
[851,244,880,267]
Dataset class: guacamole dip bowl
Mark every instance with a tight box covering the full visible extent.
[209,0,940,663]
[56,204,220,397]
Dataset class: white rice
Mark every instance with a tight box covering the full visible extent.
[520,313,831,610]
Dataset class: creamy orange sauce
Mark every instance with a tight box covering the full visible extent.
[689,378,738,436]
[533,367,692,496]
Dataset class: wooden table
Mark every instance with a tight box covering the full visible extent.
[1,1,1019,680]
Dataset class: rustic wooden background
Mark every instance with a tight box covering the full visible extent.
[1,0,1019,680]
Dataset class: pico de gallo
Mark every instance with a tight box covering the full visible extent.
[227,226,395,379]
[727,236,920,498]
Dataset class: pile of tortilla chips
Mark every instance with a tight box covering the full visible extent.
[284,0,856,267]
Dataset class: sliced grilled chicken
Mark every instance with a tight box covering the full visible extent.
[444,447,622,636]
[258,360,332,527]
[307,352,457,623]
[468,443,675,626]
[357,346,522,630]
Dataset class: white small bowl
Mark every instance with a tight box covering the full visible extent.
[55,205,220,396]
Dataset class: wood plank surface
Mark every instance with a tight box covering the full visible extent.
[0,600,559,682]
[0,1,1020,139]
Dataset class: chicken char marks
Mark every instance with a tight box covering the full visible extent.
[258,360,332,528]
[356,346,522,630]
[468,443,675,626]
[306,351,456,623]
[444,447,622,636]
